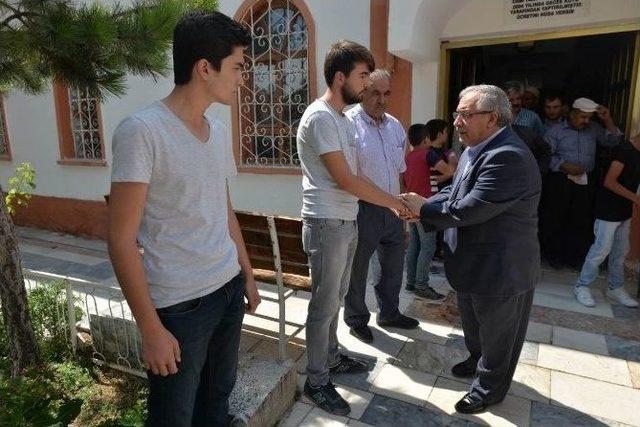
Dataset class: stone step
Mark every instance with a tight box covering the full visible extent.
[230,353,297,427]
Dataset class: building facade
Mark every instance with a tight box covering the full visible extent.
[1,0,639,258]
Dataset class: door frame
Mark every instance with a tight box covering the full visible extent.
[437,22,640,137]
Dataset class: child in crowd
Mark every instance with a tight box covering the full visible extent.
[403,124,447,302]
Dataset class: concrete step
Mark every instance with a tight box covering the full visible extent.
[231,353,297,427]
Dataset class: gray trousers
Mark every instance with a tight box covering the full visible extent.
[344,201,404,328]
[457,288,535,403]
[302,217,358,386]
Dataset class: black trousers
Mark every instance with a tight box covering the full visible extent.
[457,288,535,403]
[540,172,595,266]
[344,201,404,327]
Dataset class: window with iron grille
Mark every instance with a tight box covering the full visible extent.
[237,0,312,169]
[68,86,103,160]
[53,82,106,165]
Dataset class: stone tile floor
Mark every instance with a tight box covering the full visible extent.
[15,226,640,427]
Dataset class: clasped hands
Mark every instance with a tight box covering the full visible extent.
[391,192,427,221]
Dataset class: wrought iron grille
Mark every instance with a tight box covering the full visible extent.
[237,0,310,168]
[68,86,103,160]
[0,98,8,156]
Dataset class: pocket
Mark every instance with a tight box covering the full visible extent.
[157,297,203,317]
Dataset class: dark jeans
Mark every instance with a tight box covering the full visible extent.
[146,274,245,427]
[345,201,404,327]
[540,172,595,266]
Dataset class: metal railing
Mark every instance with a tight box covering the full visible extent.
[23,269,146,377]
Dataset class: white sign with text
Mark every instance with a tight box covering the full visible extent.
[505,0,590,24]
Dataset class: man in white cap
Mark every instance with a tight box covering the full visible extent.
[541,97,623,269]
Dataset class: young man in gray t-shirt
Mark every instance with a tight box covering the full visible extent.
[297,40,410,416]
[108,12,260,426]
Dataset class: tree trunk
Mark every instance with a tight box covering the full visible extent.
[0,184,41,376]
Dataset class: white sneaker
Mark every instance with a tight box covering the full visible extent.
[607,288,639,308]
[574,286,596,307]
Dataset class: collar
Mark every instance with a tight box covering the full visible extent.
[354,104,388,126]
[545,117,565,125]
[466,127,506,162]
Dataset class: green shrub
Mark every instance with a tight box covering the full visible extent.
[0,363,86,426]
[27,280,84,361]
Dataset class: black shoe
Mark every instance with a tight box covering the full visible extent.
[303,379,351,416]
[377,314,419,329]
[451,357,478,378]
[329,354,369,375]
[349,325,373,343]
[430,265,441,275]
[415,287,446,303]
[454,392,488,414]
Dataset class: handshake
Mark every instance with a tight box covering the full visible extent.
[391,192,427,221]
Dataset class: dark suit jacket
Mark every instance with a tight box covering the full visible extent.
[420,126,541,295]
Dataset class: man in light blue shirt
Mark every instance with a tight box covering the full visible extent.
[540,97,623,268]
[507,87,545,138]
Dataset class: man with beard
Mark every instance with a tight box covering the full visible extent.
[343,69,419,345]
[297,40,410,416]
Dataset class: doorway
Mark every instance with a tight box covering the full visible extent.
[438,26,640,261]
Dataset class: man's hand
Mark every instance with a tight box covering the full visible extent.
[559,162,585,176]
[388,196,413,219]
[244,277,261,314]
[399,192,427,218]
[142,325,181,376]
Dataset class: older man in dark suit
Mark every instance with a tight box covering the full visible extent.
[401,84,541,414]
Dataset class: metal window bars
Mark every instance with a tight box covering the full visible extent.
[68,86,102,160]
[238,0,309,168]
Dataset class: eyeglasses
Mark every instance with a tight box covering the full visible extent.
[452,110,493,121]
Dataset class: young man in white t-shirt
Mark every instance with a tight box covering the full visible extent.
[108,11,260,426]
[297,40,411,416]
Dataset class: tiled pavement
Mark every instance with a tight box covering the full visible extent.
[15,226,640,426]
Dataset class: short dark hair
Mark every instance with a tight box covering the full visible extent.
[173,11,250,85]
[542,90,564,105]
[324,40,375,86]
[425,119,448,141]
[408,124,428,147]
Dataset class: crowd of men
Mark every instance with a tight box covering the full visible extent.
[106,10,640,426]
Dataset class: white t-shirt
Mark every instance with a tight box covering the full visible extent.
[111,101,240,308]
[297,99,359,220]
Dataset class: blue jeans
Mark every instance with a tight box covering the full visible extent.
[576,219,630,290]
[405,222,436,290]
[146,274,245,427]
[302,217,358,386]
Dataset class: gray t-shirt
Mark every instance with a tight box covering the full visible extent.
[111,101,240,308]
[297,99,358,220]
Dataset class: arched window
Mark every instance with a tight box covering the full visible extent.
[235,0,316,170]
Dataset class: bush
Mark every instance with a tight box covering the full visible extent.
[27,280,84,361]
[0,280,149,426]
[0,362,90,426]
